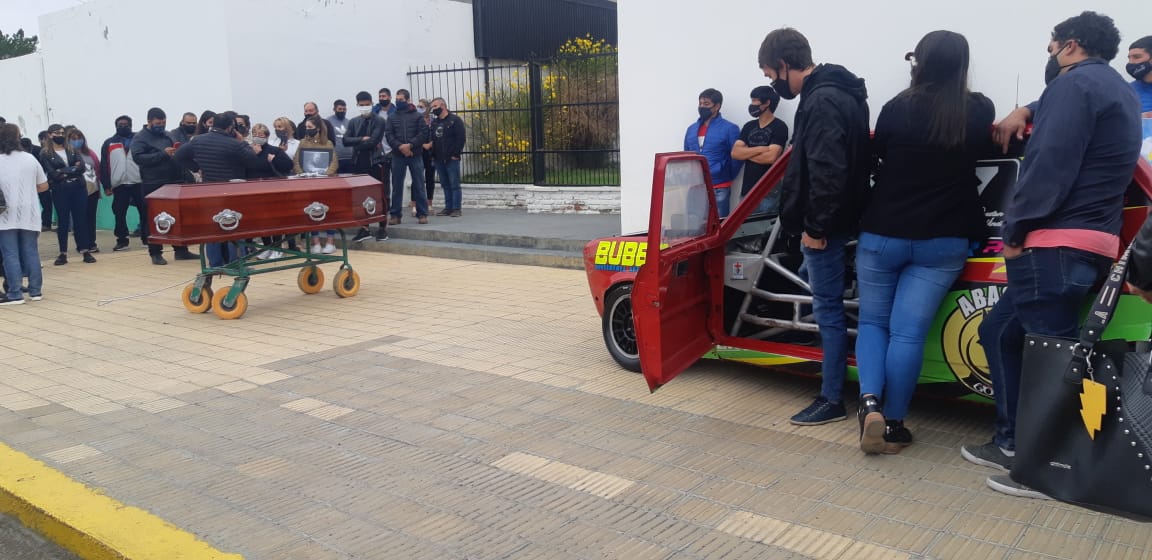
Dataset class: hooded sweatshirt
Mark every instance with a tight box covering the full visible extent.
[778,64,871,239]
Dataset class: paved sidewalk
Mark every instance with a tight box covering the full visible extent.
[1,230,1150,559]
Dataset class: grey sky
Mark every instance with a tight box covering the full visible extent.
[1,0,88,37]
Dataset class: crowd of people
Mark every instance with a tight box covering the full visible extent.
[0,87,467,279]
[694,12,1146,502]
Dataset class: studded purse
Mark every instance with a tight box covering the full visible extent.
[1013,245,1152,519]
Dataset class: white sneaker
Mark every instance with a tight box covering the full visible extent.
[267,250,283,259]
[310,244,322,254]
[255,250,272,260]
[322,243,336,254]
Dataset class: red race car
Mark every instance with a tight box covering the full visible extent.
[584,149,1152,400]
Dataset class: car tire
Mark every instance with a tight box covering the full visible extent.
[603,283,641,372]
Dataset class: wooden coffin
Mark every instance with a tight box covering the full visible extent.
[145,174,385,245]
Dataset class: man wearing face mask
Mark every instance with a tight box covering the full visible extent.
[758,28,871,427]
[234,114,251,142]
[130,108,199,265]
[385,89,431,224]
[99,116,143,251]
[344,91,389,242]
[372,88,396,117]
[683,89,741,218]
[732,85,789,216]
[1127,36,1152,116]
[170,113,199,145]
[295,101,333,141]
[327,100,355,173]
[960,12,1141,499]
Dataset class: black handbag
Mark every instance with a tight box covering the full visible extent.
[1013,245,1152,518]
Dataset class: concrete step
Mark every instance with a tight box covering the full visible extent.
[383,225,589,252]
[349,237,584,269]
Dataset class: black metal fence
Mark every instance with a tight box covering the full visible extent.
[407,53,619,186]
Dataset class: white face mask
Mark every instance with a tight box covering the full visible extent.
[359,106,372,116]
[250,137,267,146]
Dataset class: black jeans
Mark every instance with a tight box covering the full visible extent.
[139,184,164,256]
[38,190,53,229]
[421,150,436,202]
[52,182,90,254]
[85,190,100,250]
[112,183,145,243]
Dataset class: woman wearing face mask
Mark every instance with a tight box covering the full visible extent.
[246,124,293,180]
[293,116,340,254]
[854,30,994,455]
[272,117,300,159]
[194,110,216,137]
[65,127,102,254]
[38,124,95,265]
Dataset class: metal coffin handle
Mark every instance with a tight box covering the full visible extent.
[212,209,243,231]
[363,197,377,216]
[304,201,330,222]
[153,211,176,235]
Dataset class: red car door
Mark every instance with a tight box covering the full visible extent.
[633,153,726,391]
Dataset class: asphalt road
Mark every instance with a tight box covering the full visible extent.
[0,514,78,560]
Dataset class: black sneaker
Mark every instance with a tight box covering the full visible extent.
[113,240,130,251]
[858,394,885,454]
[150,254,168,266]
[450,209,462,217]
[89,245,100,254]
[82,252,96,264]
[130,228,142,238]
[352,227,373,243]
[986,475,1050,500]
[882,420,913,454]
[790,396,847,426]
[53,254,67,266]
[436,209,452,217]
[961,441,1014,472]
[0,296,25,306]
[375,232,389,242]
[174,249,200,260]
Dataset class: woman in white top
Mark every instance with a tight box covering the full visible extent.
[271,117,300,159]
[0,124,48,304]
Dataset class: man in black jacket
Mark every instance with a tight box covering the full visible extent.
[131,108,199,265]
[345,91,389,241]
[173,111,267,267]
[758,27,871,427]
[429,97,466,217]
[385,89,431,224]
[294,102,333,141]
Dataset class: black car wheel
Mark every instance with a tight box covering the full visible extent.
[602,283,641,372]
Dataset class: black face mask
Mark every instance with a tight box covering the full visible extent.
[432,107,444,117]
[380,99,391,107]
[697,107,713,120]
[304,129,318,137]
[276,130,288,140]
[236,125,249,135]
[772,66,796,100]
[51,136,65,145]
[116,126,132,137]
[1128,61,1152,82]
[334,111,346,119]
[180,124,196,134]
[748,104,764,118]
[1044,43,1073,85]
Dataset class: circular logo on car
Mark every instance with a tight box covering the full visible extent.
[941,286,1004,398]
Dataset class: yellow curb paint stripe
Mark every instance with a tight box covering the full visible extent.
[0,441,242,560]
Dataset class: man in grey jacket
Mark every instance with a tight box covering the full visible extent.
[384,89,430,224]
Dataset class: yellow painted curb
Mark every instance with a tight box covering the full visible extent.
[0,441,242,559]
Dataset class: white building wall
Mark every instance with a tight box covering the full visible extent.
[0,53,49,137]
[618,0,1150,233]
[21,0,476,141]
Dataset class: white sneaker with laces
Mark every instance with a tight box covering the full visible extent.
[268,250,283,259]
[255,250,271,260]
[310,244,322,254]
[322,243,336,254]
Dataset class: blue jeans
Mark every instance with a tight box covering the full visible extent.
[855,234,968,419]
[714,187,730,218]
[204,242,244,268]
[980,247,1111,450]
[800,235,851,403]
[52,182,89,254]
[390,154,427,218]
[435,159,462,211]
[0,229,42,299]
